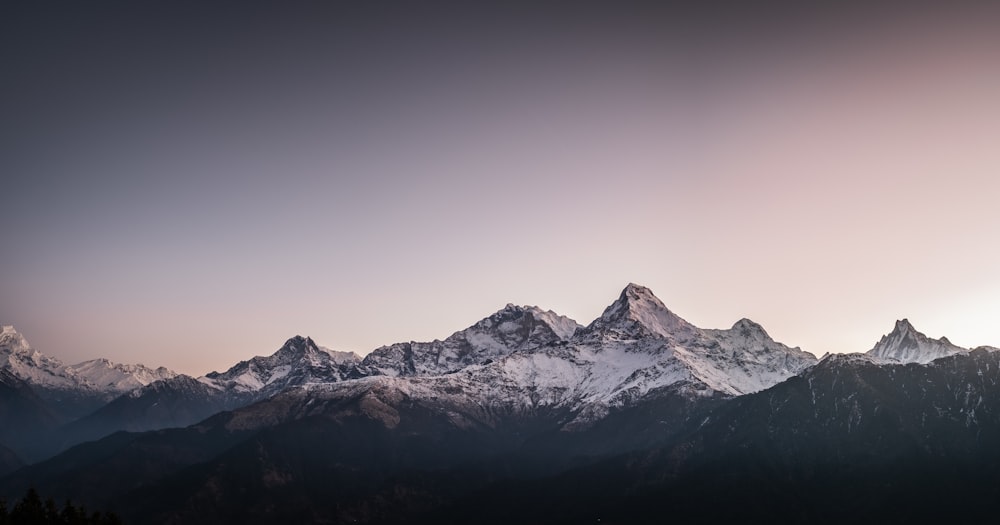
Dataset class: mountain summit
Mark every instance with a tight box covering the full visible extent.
[203,335,361,395]
[583,283,698,341]
[867,319,967,364]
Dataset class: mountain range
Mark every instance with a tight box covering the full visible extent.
[2,283,999,523]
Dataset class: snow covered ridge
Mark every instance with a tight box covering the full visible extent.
[235,284,821,431]
[0,325,177,394]
[358,303,582,377]
[8,284,998,422]
[214,284,822,432]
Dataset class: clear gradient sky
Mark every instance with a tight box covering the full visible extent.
[2,2,999,375]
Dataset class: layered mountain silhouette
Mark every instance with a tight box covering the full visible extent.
[2,284,1000,523]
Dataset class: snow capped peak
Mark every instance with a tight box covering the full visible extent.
[252,335,348,367]
[0,325,33,355]
[275,335,318,357]
[268,335,360,363]
[473,304,581,341]
[1,327,68,386]
[1,326,178,395]
[731,318,767,337]
[623,282,655,297]
[867,319,966,364]
[360,302,581,377]
[585,283,695,340]
[203,335,360,394]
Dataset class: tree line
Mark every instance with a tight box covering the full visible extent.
[0,488,121,525]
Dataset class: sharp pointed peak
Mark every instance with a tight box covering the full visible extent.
[621,282,658,299]
[611,283,669,312]
[1,325,25,339]
[876,318,925,345]
[0,325,32,354]
[585,282,695,339]
[868,318,967,364]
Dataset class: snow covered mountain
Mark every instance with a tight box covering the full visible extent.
[0,325,177,414]
[866,319,968,364]
[580,283,701,342]
[1,283,814,431]
[13,286,1000,523]
[202,335,361,396]
[359,304,581,377]
[229,284,818,434]
[465,284,815,420]
[55,336,363,453]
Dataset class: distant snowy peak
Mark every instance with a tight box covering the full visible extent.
[582,283,697,341]
[64,359,177,391]
[867,319,967,364]
[360,304,581,377]
[1,325,178,394]
[727,318,771,342]
[268,336,346,364]
[204,336,361,394]
[1,326,66,384]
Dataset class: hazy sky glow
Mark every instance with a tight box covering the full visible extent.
[3,2,1000,375]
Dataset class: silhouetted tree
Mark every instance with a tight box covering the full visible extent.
[11,488,44,525]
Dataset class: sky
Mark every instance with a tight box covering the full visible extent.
[2,2,1000,375]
